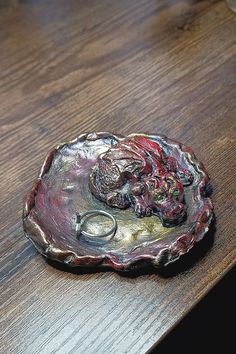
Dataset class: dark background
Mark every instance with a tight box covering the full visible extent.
[152,266,235,353]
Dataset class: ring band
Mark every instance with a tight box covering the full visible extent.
[76,210,117,239]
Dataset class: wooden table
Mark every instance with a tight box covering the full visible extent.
[1,1,235,353]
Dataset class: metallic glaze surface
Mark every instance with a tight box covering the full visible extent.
[23,132,213,271]
[89,135,193,226]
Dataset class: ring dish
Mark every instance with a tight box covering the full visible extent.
[23,132,213,271]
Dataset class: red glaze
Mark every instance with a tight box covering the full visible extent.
[89,136,193,226]
[23,133,213,271]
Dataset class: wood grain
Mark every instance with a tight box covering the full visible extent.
[0,0,235,353]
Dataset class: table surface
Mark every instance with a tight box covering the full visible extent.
[0,1,235,353]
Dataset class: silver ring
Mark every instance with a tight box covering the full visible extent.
[76,210,117,239]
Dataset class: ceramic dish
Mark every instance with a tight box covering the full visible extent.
[23,132,213,271]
